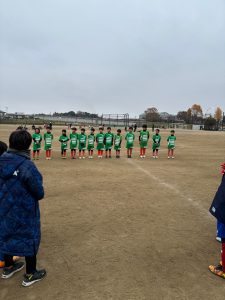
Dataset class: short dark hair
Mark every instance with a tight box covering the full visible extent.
[9,130,32,150]
[142,124,147,128]
[117,129,121,133]
[107,127,111,130]
[129,126,133,130]
[71,127,77,130]
[0,141,7,156]
[62,129,66,133]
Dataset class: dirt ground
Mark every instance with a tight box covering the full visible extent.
[0,124,225,300]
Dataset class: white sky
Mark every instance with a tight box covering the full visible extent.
[0,0,225,117]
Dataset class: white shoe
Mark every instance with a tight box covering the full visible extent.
[152,156,155,159]
[168,156,170,159]
[143,155,146,158]
[79,157,82,159]
[140,155,143,158]
[82,157,85,159]
[172,157,175,159]
[216,237,222,242]
[155,156,158,159]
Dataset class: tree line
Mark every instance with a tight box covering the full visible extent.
[143,105,224,129]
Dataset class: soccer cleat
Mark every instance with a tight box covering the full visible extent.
[22,269,47,287]
[168,156,170,159]
[1,262,25,279]
[209,264,225,279]
[172,157,175,159]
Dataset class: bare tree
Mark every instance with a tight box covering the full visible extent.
[214,107,223,130]
[144,107,160,122]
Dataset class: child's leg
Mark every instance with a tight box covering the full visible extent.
[82,150,85,158]
[118,150,120,157]
[49,150,52,159]
[171,149,174,158]
[91,149,93,157]
[25,255,37,274]
[129,148,132,157]
[33,150,36,159]
[105,149,108,158]
[127,149,129,157]
[61,149,64,157]
[140,148,143,157]
[37,150,40,159]
[71,149,73,158]
[109,149,112,158]
[4,254,14,268]
[101,150,104,157]
[79,150,81,158]
[46,150,49,159]
[64,150,67,157]
[143,148,146,157]
[168,149,170,157]
[155,149,158,157]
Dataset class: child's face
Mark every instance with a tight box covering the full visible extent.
[72,129,76,133]
[47,129,51,133]
[156,130,159,134]
[129,128,133,132]
[62,131,66,135]
[100,129,103,133]
[81,130,85,134]
[35,129,39,134]
[107,129,111,133]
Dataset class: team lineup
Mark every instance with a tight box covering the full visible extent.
[32,125,177,160]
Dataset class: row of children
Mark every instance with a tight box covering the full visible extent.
[32,125,177,160]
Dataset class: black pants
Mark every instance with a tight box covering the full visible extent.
[4,254,37,274]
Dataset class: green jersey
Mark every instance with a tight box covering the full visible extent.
[32,133,42,151]
[139,130,149,148]
[59,135,69,150]
[78,133,87,150]
[152,134,161,150]
[167,135,176,149]
[125,132,135,149]
[70,133,78,149]
[104,132,114,150]
[96,133,105,150]
[87,134,95,150]
[44,132,53,150]
[114,134,122,150]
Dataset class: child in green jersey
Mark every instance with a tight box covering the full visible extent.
[78,128,87,159]
[32,128,42,160]
[104,127,114,158]
[167,130,176,159]
[114,129,122,158]
[125,126,135,158]
[44,126,53,160]
[70,127,78,159]
[152,128,161,159]
[139,124,150,158]
[59,129,69,159]
[87,127,95,159]
[96,127,105,158]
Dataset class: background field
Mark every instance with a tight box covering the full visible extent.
[0,124,225,300]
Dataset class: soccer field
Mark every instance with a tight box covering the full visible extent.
[0,124,225,300]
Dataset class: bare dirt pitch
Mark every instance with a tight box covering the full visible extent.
[0,124,225,300]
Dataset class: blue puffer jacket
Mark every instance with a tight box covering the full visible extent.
[0,152,44,256]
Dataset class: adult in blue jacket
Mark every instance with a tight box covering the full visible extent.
[0,129,46,287]
[209,166,225,279]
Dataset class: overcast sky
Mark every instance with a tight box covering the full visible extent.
[0,0,225,117]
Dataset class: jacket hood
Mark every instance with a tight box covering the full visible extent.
[0,152,26,179]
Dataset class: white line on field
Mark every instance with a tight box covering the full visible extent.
[127,159,212,220]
